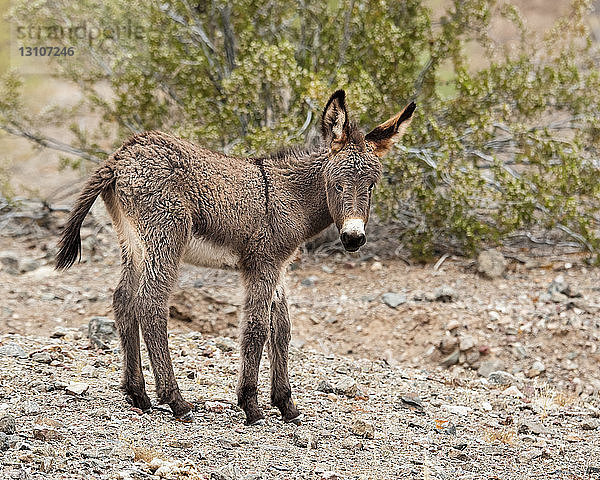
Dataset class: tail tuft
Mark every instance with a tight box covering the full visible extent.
[55,164,114,270]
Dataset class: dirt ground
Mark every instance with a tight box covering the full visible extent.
[1,207,600,399]
[1,208,600,479]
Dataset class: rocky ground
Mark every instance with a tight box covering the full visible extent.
[1,327,599,480]
[1,208,600,479]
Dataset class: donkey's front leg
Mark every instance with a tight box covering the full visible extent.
[268,284,301,424]
[237,266,278,425]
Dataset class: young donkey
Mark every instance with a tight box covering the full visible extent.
[56,90,415,425]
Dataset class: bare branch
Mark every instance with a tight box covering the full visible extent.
[336,0,355,70]
[219,4,237,75]
[0,123,107,164]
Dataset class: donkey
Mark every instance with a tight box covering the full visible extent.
[56,90,415,425]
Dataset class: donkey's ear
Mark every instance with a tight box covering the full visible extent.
[321,89,349,153]
[365,102,416,157]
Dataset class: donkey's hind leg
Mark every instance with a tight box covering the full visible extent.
[136,229,193,421]
[268,284,301,424]
[113,258,152,412]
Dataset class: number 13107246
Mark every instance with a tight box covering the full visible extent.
[18,46,75,56]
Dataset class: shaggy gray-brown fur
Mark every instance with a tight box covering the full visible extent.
[56,90,415,425]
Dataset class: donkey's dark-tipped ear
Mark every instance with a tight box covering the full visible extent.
[365,101,416,157]
[321,89,349,152]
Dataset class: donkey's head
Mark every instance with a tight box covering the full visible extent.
[321,90,416,252]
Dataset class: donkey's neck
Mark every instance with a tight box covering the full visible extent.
[272,144,333,241]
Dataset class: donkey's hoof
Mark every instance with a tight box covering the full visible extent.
[284,413,303,425]
[175,411,194,423]
[125,393,152,412]
[247,417,266,426]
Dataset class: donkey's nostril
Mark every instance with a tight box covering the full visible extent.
[357,233,366,247]
[341,231,350,244]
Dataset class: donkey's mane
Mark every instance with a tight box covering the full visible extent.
[250,121,364,166]
[250,144,314,165]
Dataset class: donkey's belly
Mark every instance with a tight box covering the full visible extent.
[183,237,240,269]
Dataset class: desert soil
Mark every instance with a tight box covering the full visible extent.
[1,207,600,479]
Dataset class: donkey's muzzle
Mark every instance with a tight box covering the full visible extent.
[340,218,366,252]
[341,231,366,251]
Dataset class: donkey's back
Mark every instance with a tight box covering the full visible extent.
[104,131,269,270]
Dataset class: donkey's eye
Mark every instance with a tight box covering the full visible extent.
[334,183,344,193]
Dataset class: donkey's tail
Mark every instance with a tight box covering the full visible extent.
[55,163,115,270]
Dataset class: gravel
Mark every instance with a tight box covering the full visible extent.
[0,332,598,479]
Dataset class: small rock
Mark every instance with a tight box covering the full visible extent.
[212,463,241,480]
[478,359,505,378]
[204,401,231,413]
[548,274,581,298]
[564,359,578,371]
[334,376,357,397]
[214,337,236,352]
[33,427,61,441]
[459,335,475,352]
[381,292,407,308]
[88,317,117,350]
[318,472,343,480]
[0,251,19,275]
[439,336,459,354]
[21,400,41,415]
[0,415,16,434]
[349,419,374,439]
[292,428,318,448]
[50,327,69,339]
[452,440,468,451]
[300,276,318,286]
[526,360,546,378]
[400,394,424,413]
[370,261,383,271]
[448,449,469,461]
[480,401,493,412]
[81,365,96,377]
[434,420,457,435]
[341,436,363,450]
[317,380,334,394]
[66,382,89,396]
[465,350,480,366]
[53,381,68,391]
[477,249,506,278]
[31,352,52,364]
[440,348,460,367]
[0,342,27,359]
[587,466,600,475]
[513,343,528,359]
[519,449,543,463]
[446,319,460,331]
[488,371,516,385]
[321,265,334,274]
[0,432,8,451]
[502,385,524,398]
[581,419,599,431]
[550,291,569,303]
[443,405,472,416]
[433,285,457,302]
[518,419,547,435]
[20,258,40,273]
